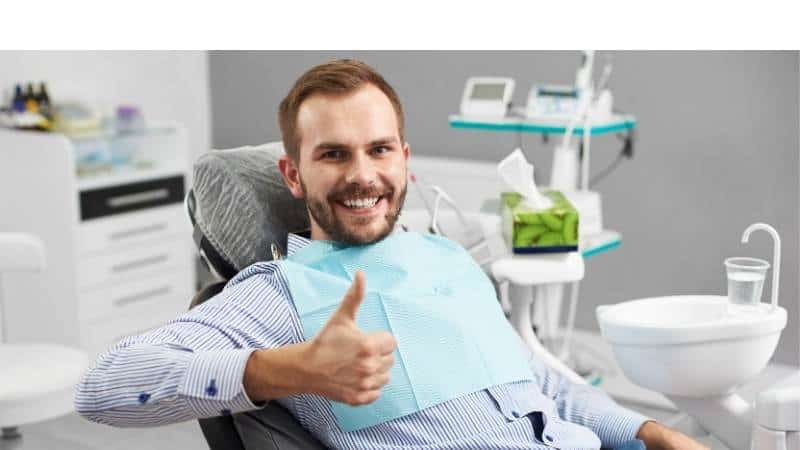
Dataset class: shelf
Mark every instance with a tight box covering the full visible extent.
[66,126,178,142]
[506,230,621,260]
[68,123,186,191]
[478,199,621,259]
[76,164,185,191]
[581,230,621,259]
[449,113,636,136]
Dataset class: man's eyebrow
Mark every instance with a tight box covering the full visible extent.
[313,137,399,152]
[369,137,399,146]
[313,142,349,152]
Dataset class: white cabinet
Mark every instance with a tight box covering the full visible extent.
[0,125,195,357]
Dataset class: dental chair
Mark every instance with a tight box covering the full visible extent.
[185,142,646,450]
[187,142,325,450]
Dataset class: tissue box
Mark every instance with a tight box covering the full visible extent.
[501,191,579,254]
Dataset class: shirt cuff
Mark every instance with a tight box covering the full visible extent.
[179,348,263,418]
[588,407,651,448]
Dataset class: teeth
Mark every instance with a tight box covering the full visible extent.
[343,197,379,209]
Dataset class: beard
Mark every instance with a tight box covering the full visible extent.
[301,178,407,245]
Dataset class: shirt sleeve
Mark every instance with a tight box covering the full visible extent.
[528,352,651,448]
[75,265,303,427]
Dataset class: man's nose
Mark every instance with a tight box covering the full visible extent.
[345,153,377,187]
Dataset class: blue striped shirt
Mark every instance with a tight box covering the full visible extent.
[76,233,648,449]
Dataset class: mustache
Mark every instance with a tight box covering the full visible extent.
[328,185,393,201]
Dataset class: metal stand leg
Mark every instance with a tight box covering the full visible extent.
[559,281,580,360]
[508,283,586,385]
[1,427,21,440]
[532,283,565,349]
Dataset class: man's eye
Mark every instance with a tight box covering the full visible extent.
[372,146,389,155]
[322,150,344,159]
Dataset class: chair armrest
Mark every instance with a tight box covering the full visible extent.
[0,233,45,272]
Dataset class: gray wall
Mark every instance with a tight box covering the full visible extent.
[209,51,800,365]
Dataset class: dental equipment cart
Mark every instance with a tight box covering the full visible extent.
[450,112,636,385]
[0,125,195,358]
[490,229,621,385]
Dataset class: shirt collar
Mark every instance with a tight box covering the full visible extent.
[286,232,312,256]
[286,225,408,257]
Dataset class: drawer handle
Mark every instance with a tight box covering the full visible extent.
[107,189,170,208]
[111,254,169,273]
[113,286,172,307]
[109,223,168,240]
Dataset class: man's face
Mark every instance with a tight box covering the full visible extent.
[279,84,410,245]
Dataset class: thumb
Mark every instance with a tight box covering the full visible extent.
[332,271,366,323]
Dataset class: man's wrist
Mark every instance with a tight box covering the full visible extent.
[243,343,311,402]
[636,420,673,450]
[636,420,709,450]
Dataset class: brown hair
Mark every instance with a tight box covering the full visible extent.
[278,59,405,160]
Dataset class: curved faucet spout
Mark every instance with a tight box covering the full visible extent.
[741,223,781,309]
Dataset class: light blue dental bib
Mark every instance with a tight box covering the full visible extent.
[281,232,534,432]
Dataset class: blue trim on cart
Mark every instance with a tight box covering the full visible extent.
[509,239,620,259]
[449,117,636,136]
[582,239,621,259]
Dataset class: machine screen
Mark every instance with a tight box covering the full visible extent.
[470,83,506,100]
[538,87,578,98]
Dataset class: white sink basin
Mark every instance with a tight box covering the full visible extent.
[597,295,786,397]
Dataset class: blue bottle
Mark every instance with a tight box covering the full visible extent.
[12,84,26,112]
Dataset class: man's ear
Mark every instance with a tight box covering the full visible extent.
[402,142,410,161]
[278,155,305,199]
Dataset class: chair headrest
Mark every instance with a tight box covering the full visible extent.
[191,142,309,275]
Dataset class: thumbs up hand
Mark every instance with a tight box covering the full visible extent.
[303,271,397,405]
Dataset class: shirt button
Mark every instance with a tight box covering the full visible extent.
[206,379,218,397]
[511,410,520,418]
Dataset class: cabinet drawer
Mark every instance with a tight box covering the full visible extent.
[80,301,189,357]
[78,269,193,322]
[79,175,185,221]
[77,238,192,289]
[77,205,188,255]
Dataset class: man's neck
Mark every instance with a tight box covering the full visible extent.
[309,221,331,241]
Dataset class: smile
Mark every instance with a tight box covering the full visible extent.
[341,196,381,209]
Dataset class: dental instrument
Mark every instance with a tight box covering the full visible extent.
[524,84,580,119]
[408,175,506,269]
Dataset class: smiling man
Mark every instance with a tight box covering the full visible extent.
[76,59,706,450]
[281,79,409,246]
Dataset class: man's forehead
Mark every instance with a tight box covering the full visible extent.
[296,85,399,148]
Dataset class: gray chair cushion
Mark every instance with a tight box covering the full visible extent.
[192,142,309,271]
[234,403,327,450]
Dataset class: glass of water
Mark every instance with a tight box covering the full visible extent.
[725,257,770,308]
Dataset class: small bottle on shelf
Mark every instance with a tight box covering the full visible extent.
[115,105,145,133]
[12,84,26,112]
[25,83,39,113]
[36,82,52,119]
